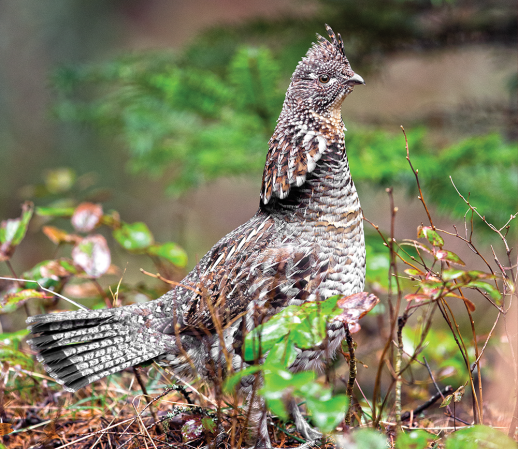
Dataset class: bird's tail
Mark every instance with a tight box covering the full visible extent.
[26,307,166,392]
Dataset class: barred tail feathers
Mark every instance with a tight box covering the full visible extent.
[26,309,165,392]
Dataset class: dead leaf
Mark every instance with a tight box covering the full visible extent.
[42,225,80,244]
[0,422,13,435]
[332,292,379,329]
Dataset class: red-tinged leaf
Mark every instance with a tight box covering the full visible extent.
[113,222,154,251]
[422,275,442,285]
[0,202,34,261]
[348,322,361,333]
[148,242,188,267]
[333,292,379,325]
[22,258,80,290]
[466,280,502,303]
[400,241,434,255]
[42,226,80,244]
[1,289,48,314]
[417,225,444,247]
[405,293,430,302]
[445,292,463,298]
[71,203,103,233]
[35,206,75,217]
[420,278,443,299]
[467,270,496,280]
[181,417,204,442]
[72,235,111,278]
[404,268,425,277]
[435,249,465,265]
[462,297,476,312]
[40,258,80,279]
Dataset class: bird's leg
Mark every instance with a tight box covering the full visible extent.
[254,405,272,449]
[287,398,322,442]
[243,392,272,449]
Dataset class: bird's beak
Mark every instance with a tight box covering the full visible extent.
[347,73,365,85]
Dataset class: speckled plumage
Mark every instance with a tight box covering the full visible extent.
[27,25,366,447]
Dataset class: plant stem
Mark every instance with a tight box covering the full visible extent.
[395,314,407,426]
[132,367,163,435]
[344,325,357,426]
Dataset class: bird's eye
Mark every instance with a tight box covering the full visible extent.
[318,74,330,84]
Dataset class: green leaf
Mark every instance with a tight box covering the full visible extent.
[0,345,34,369]
[396,430,435,449]
[0,329,33,369]
[148,242,188,267]
[265,397,288,420]
[345,429,387,448]
[223,365,261,393]
[244,295,343,362]
[260,368,296,419]
[404,268,425,277]
[264,338,298,368]
[0,329,30,344]
[305,393,348,433]
[417,226,444,247]
[440,394,453,408]
[244,306,298,361]
[261,368,295,400]
[1,289,47,314]
[260,370,317,420]
[442,269,469,281]
[445,425,516,449]
[113,222,154,251]
[0,202,34,261]
[201,417,216,434]
[466,280,502,303]
[22,258,80,290]
[36,206,75,217]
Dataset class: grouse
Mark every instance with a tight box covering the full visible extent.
[27,25,367,447]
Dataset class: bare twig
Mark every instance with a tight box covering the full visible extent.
[344,325,357,426]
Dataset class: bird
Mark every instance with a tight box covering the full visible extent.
[27,25,366,448]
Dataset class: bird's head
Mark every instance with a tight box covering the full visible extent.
[284,24,364,125]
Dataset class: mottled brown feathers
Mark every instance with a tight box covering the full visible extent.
[260,24,360,205]
[26,25,367,447]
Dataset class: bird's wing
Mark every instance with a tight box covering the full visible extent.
[152,211,328,334]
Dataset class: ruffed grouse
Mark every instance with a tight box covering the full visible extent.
[27,25,366,448]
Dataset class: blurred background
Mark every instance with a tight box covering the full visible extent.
[0,0,517,417]
[0,0,516,262]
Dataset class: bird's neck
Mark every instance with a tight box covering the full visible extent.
[261,120,361,222]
